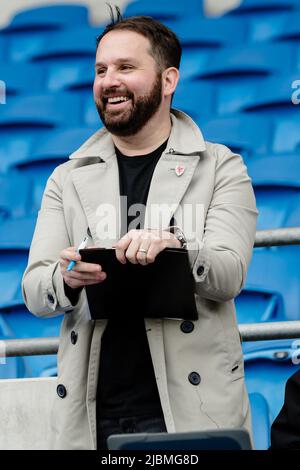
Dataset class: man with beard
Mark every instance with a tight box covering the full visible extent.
[22,10,258,450]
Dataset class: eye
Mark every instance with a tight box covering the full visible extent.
[96,68,106,76]
[120,64,134,71]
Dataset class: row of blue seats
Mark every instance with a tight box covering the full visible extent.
[1,150,300,221]
[2,0,300,33]
[1,1,300,48]
[1,58,298,117]
[0,112,298,173]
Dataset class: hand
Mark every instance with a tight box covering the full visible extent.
[115,229,181,266]
[60,246,107,289]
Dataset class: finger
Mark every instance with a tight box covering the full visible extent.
[145,239,167,264]
[124,238,144,264]
[60,247,80,261]
[115,234,132,264]
[65,273,107,289]
[136,240,152,266]
[64,270,106,282]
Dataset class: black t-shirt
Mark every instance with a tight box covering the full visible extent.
[96,140,168,418]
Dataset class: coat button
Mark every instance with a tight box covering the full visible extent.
[197,265,205,276]
[188,372,201,385]
[47,293,54,304]
[180,321,194,333]
[57,384,67,398]
[70,331,77,345]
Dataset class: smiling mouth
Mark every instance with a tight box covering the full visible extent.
[103,95,131,108]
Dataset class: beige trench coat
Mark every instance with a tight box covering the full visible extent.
[22,110,258,449]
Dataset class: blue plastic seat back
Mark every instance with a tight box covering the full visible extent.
[164,16,247,49]
[273,116,300,153]
[0,217,36,250]
[254,186,300,229]
[0,63,45,96]
[0,172,31,219]
[2,4,89,33]
[198,43,296,82]
[236,287,285,323]
[123,0,204,21]
[45,58,94,92]
[226,0,299,16]
[246,246,300,320]
[0,92,81,128]
[201,115,272,158]
[217,73,299,116]
[0,249,28,308]
[7,27,101,63]
[247,153,300,187]
[249,392,271,449]
[0,128,48,173]
[244,340,300,431]
[173,81,216,121]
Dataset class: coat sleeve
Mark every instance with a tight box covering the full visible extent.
[22,165,79,317]
[189,145,258,302]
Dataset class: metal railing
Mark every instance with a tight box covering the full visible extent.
[1,227,300,358]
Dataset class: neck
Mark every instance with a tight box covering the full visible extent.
[111,109,172,156]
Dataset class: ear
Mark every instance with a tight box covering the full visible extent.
[162,67,180,98]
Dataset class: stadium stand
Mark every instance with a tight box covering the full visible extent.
[0,0,299,450]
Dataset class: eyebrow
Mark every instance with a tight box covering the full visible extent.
[95,58,139,68]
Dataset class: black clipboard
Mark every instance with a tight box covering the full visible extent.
[79,247,198,320]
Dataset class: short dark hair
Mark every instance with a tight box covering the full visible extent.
[96,5,182,72]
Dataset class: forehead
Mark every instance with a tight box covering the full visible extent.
[96,30,155,64]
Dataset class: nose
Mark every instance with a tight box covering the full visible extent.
[101,68,121,89]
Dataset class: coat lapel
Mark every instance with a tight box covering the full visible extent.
[69,130,121,247]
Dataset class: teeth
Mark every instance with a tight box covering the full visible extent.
[107,96,129,103]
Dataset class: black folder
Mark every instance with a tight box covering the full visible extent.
[79,247,198,320]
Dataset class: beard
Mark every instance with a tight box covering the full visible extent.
[95,73,163,137]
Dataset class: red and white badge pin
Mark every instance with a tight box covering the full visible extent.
[175,165,185,177]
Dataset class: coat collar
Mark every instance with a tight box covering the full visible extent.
[69,110,206,245]
[69,109,206,162]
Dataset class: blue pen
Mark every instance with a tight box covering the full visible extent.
[67,236,89,271]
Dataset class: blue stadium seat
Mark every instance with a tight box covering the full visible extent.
[236,287,285,324]
[1,4,89,33]
[8,27,101,63]
[0,217,36,250]
[28,27,102,64]
[248,12,289,42]
[0,303,61,378]
[247,153,300,187]
[9,127,95,213]
[45,58,94,92]
[173,81,216,121]
[226,0,299,16]
[255,186,300,230]
[0,249,28,309]
[179,49,211,81]
[164,16,247,48]
[83,93,103,129]
[0,129,47,173]
[0,63,45,96]
[201,115,272,158]
[197,43,296,81]
[123,0,204,21]
[246,246,300,320]
[273,116,300,153]
[0,173,31,219]
[242,74,299,117]
[249,392,271,450]
[217,73,299,116]
[244,340,300,440]
[0,92,81,128]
